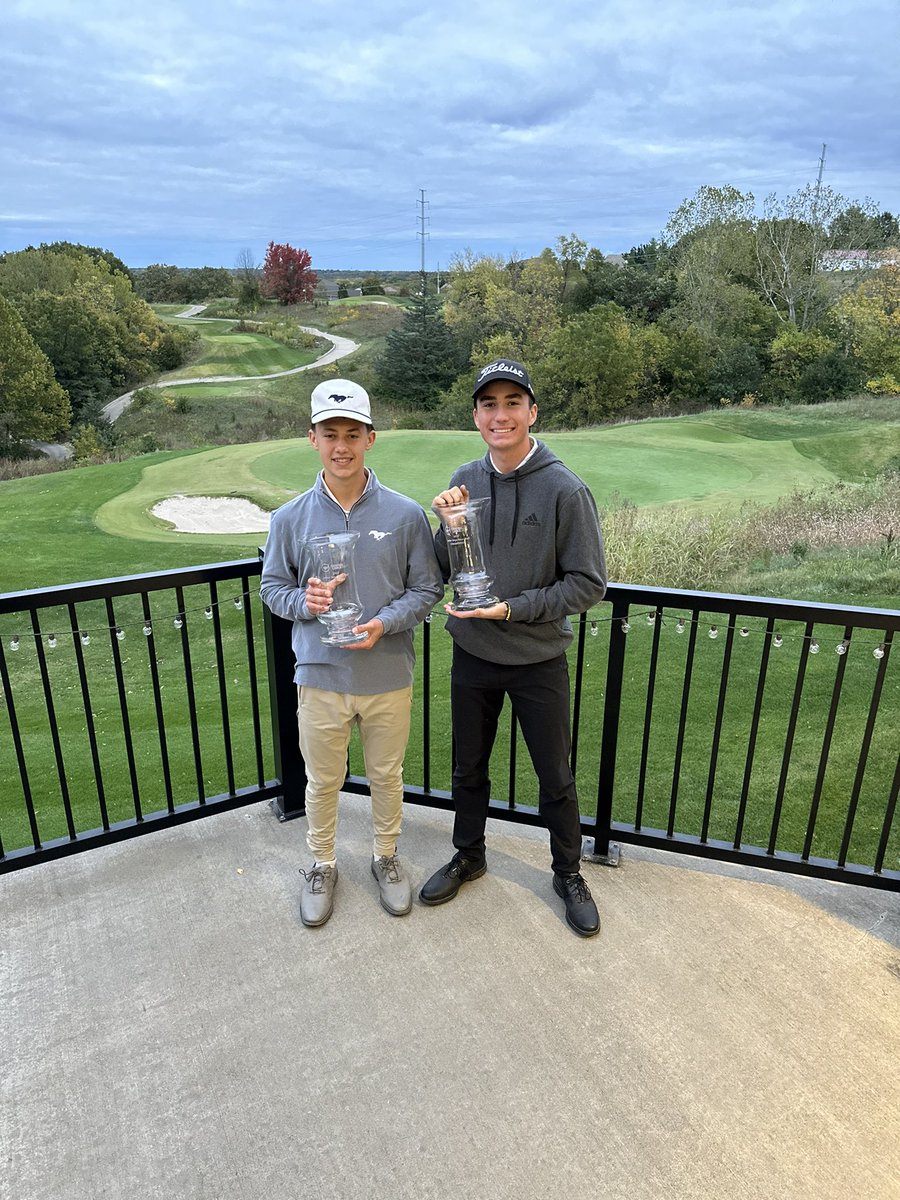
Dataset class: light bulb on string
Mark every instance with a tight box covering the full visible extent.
[115,627,125,642]
[80,631,90,646]
[621,620,631,634]
[773,633,783,648]
[590,621,598,637]
[143,622,153,638]
[836,640,848,656]
[204,606,213,620]
[739,627,750,638]
[10,636,19,651]
[48,634,58,649]
[708,625,718,640]
[425,613,432,623]
[233,597,243,611]
[809,640,820,655]
[174,617,183,629]
[676,619,685,634]
[874,644,886,659]
[646,611,656,626]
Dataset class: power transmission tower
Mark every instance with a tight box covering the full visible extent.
[802,144,827,330]
[417,188,429,295]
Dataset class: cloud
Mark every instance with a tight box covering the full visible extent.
[1,0,898,267]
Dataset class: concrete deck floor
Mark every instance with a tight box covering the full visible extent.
[3,796,900,1200]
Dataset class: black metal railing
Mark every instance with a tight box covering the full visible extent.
[0,560,276,869]
[1,566,898,890]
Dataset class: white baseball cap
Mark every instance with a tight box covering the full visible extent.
[310,379,372,426]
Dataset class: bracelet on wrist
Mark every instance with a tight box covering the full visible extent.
[503,602,512,622]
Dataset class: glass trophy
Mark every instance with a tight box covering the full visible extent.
[306,531,368,644]
[432,497,499,611]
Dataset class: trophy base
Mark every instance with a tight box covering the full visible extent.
[318,606,366,645]
[320,630,369,645]
[448,593,500,612]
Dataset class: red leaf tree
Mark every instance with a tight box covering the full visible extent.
[260,241,318,305]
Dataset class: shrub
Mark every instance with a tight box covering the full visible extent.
[71,424,105,462]
[865,374,900,395]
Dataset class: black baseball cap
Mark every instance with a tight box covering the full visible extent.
[472,359,536,402]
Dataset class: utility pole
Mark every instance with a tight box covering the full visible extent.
[417,188,429,294]
[802,143,827,331]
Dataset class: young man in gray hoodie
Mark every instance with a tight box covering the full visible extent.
[260,380,443,927]
[419,360,607,936]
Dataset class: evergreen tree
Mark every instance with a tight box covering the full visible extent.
[376,291,461,409]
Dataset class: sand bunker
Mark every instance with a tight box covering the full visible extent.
[152,495,272,534]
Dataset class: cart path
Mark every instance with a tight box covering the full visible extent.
[101,305,359,422]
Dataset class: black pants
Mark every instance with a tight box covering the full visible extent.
[450,643,583,875]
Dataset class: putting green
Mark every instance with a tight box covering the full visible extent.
[95,416,846,546]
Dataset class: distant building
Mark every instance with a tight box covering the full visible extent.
[820,250,899,272]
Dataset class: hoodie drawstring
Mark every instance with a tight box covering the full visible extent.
[488,470,521,547]
[489,474,497,547]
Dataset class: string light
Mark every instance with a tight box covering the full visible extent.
[0,602,891,665]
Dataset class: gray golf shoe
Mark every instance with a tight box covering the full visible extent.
[371,854,412,916]
[299,863,338,927]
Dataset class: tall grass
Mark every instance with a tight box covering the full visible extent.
[603,474,900,592]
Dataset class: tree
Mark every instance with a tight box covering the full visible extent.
[0,295,71,446]
[830,206,900,251]
[536,302,645,425]
[234,247,260,318]
[17,290,126,412]
[754,186,878,329]
[376,292,461,409]
[134,263,183,303]
[39,241,134,284]
[666,186,757,334]
[260,242,318,305]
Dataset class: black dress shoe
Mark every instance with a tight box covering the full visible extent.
[419,852,487,905]
[553,872,600,937]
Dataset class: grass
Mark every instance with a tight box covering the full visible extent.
[156,324,320,381]
[1,400,897,870]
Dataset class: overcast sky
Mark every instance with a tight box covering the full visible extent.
[3,0,898,270]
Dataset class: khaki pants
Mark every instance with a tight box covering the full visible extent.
[297,685,413,862]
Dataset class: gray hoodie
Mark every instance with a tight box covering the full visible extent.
[260,470,443,693]
[436,441,607,665]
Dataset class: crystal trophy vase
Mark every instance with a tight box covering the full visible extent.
[432,497,499,611]
[306,531,368,645]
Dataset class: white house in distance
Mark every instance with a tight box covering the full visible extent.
[820,250,899,272]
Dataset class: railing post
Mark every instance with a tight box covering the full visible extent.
[584,598,626,865]
[260,592,307,821]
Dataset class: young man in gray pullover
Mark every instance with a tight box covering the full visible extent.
[260,380,443,927]
[419,359,607,936]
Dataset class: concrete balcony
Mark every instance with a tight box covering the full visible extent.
[4,796,899,1200]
